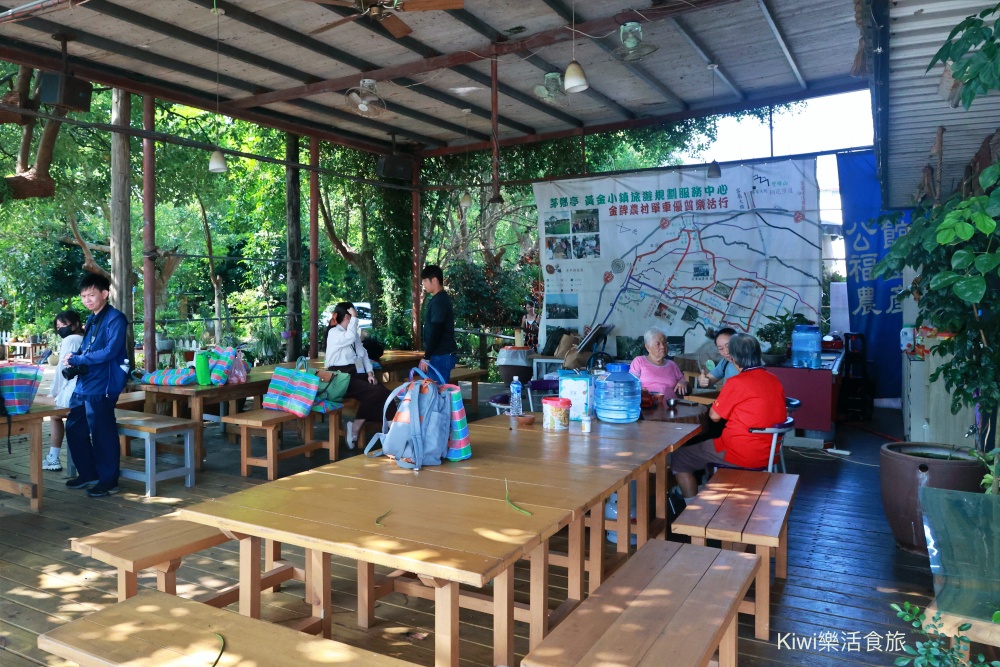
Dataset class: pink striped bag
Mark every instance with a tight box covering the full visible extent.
[142,368,197,386]
[261,359,320,418]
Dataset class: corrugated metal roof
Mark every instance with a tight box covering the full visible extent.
[0,0,866,155]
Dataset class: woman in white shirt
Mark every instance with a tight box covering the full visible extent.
[44,310,85,471]
[325,302,394,448]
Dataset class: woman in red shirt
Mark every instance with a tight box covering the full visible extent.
[671,333,786,498]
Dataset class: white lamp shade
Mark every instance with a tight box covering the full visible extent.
[707,159,722,179]
[208,150,228,173]
[459,192,473,209]
[564,60,589,93]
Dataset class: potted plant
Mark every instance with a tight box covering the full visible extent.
[755,311,813,366]
[249,318,282,365]
[890,602,1000,666]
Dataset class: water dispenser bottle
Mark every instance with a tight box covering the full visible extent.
[791,325,822,369]
[594,363,641,423]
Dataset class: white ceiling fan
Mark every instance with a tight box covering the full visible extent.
[344,79,386,118]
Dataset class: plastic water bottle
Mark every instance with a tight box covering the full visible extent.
[791,325,822,369]
[509,376,523,416]
[594,363,641,423]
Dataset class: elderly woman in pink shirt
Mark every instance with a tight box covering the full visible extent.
[629,328,689,399]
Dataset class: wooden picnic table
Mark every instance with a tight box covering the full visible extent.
[0,404,69,510]
[4,340,49,364]
[142,365,276,471]
[642,400,709,425]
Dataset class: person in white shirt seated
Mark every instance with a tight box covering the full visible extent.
[325,302,394,448]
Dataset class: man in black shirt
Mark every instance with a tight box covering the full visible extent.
[419,264,457,384]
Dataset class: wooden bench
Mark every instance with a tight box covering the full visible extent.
[449,365,487,415]
[115,409,196,496]
[522,541,759,667]
[71,513,232,602]
[671,468,799,641]
[37,589,417,667]
[223,407,340,480]
[116,390,145,411]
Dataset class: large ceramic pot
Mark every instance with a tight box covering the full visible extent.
[879,442,984,554]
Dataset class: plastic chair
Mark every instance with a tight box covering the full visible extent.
[748,416,795,473]
[526,379,558,412]
[488,393,510,415]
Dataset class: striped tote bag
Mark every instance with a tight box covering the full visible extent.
[0,364,44,416]
[262,362,320,418]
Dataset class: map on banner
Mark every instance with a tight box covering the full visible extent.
[532,159,822,356]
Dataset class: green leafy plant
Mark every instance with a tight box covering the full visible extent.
[929,2,1000,110]
[891,601,1000,666]
[248,318,282,365]
[755,311,813,353]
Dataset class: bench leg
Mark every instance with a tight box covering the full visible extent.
[635,471,650,548]
[118,568,138,601]
[265,539,282,592]
[119,434,129,457]
[328,410,341,462]
[266,427,279,480]
[143,434,156,497]
[154,559,181,595]
[493,566,514,667]
[754,543,770,640]
[183,429,195,488]
[239,535,262,619]
[239,425,251,477]
[719,613,738,667]
[305,548,332,638]
[435,581,460,667]
[588,507,605,594]
[567,515,585,602]
[617,481,631,555]
[776,522,788,579]
[358,561,376,629]
[529,540,550,649]
[655,453,668,522]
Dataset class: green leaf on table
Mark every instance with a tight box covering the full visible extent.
[956,221,976,240]
[981,163,1000,190]
[952,248,976,269]
[974,211,997,234]
[929,271,960,290]
[954,274,987,303]
[975,252,1000,273]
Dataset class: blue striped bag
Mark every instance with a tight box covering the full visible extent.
[262,359,320,418]
[142,368,197,386]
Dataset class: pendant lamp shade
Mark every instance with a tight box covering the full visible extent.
[563,60,589,93]
[459,192,472,210]
[706,160,722,179]
[209,149,228,173]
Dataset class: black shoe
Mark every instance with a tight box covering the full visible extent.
[66,477,98,489]
[87,483,120,498]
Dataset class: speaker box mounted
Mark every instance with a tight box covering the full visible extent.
[38,72,93,112]
[377,154,413,181]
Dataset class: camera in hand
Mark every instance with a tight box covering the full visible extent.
[62,364,88,381]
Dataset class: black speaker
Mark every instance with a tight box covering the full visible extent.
[38,72,93,112]
[377,154,413,181]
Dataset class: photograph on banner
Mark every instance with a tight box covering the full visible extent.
[533,158,823,356]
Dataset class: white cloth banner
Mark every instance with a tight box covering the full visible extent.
[532,158,822,356]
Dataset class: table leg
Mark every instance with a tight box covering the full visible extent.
[654,452,668,521]
[470,379,479,416]
[265,540,282,592]
[357,561,376,628]
[435,581,459,667]
[635,471,649,548]
[29,421,42,511]
[154,559,181,595]
[239,536,262,619]
[265,427,279,480]
[190,396,205,472]
[719,613,737,667]
[754,542,770,640]
[118,569,138,601]
[617,482,631,555]
[588,507,604,594]
[529,540,550,649]
[305,549,332,638]
[493,567,514,667]
[567,515,584,602]
[776,522,788,579]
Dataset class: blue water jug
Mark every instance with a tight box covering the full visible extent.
[594,363,641,423]
[791,324,822,369]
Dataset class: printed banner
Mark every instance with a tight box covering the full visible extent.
[837,150,910,399]
[532,159,823,358]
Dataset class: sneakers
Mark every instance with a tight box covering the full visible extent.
[42,453,63,471]
[87,483,120,498]
[345,422,356,450]
[66,476,98,489]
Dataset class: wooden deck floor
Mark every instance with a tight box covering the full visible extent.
[0,407,942,666]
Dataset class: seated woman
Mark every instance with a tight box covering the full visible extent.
[629,327,688,399]
[698,327,739,388]
[671,333,786,498]
[325,302,394,448]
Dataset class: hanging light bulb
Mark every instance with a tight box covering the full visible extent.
[460,192,472,210]
[706,160,722,179]
[209,149,228,173]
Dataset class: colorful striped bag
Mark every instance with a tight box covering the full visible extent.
[262,359,320,418]
[208,346,236,386]
[0,361,46,453]
[142,368,197,386]
[443,385,471,461]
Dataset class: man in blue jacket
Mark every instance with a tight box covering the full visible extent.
[63,274,130,497]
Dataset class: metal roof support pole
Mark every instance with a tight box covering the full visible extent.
[411,157,422,346]
[141,94,156,373]
[309,136,320,359]
[490,56,501,203]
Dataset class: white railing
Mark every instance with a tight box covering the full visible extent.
[0,331,11,345]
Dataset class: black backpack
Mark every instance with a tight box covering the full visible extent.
[362,337,385,361]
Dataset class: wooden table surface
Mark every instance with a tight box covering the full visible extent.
[641,401,708,424]
[0,404,70,510]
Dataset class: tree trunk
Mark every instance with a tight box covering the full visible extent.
[196,194,228,344]
[109,88,135,370]
[285,133,302,361]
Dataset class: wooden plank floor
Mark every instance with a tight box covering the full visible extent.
[0,406,947,666]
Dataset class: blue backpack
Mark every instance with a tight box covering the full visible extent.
[364,367,450,471]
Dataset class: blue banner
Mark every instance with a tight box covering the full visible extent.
[836,150,909,399]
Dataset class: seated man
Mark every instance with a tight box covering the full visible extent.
[671,333,786,498]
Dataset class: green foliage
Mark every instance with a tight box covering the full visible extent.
[929,2,1000,109]
[891,601,1000,666]
[447,260,532,330]
[755,311,814,350]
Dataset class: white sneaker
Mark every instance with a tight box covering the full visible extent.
[345,422,356,450]
[42,453,63,471]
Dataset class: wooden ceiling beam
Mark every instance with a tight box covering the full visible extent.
[228,0,734,111]
[756,0,807,90]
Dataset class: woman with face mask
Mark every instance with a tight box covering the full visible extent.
[44,310,85,471]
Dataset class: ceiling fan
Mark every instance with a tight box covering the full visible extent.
[345,79,386,118]
[305,0,464,38]
[534,73,568,107]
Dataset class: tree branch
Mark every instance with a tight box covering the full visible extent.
[67,210,111,279]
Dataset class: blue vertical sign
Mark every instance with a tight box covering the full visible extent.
[836,150,910,399]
